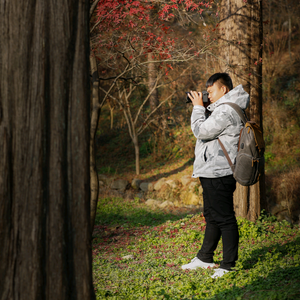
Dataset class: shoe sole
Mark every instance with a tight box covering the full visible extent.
[181,264,215,270]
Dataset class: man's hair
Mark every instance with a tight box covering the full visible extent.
[206,73,233,91]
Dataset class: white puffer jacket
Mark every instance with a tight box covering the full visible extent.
[191,84,250,178]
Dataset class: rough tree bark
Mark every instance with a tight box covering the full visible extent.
[219,0,265,221]
[0,1,95,299]
[90,54,101,234]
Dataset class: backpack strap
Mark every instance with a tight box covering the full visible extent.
[218,138,235,172]
[217,102,247,172]
[246,121,265,152]
[220,102,248,124]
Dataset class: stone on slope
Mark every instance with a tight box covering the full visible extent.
[111,179,129,192]
[154,178,167,191]
[140,182,154,192]
[145,199,161,208]
[159,201,175,209]
[131,178,141,190]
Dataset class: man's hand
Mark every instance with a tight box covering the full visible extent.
[188,91,204,106]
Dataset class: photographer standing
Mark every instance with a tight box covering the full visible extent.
[181,73,249,278]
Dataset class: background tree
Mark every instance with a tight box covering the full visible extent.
[92,0,216,175]
[218,0,264,221]
[0,1,95,299]
[90,1,102,235]
[90,54,101,233]
[94,0,300,224]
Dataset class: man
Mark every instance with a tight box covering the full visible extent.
[181,73,249,278]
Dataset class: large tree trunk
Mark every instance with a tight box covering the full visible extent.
[0,1,95,299]
[219,0,265,221]
[90,55,100,234]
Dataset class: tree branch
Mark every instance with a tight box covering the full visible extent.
[90,4,122,33]
[137,91,176,136]
[90,0,100,20]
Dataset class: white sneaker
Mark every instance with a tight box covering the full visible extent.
[181,257,215,270]
[211,268,230,278]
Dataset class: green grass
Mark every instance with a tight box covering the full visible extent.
[92,198,300,299]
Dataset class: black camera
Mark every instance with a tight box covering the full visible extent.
[186,91,209,104]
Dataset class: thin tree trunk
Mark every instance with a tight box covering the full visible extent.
[107,101,114,129]
[110,108,114,129]
[148,53,159,111]
[219,0,265,221]
[0,0,95,299]
[288,16,292,59]
[90,54,101,234]
[286,1,292,60]
[133,134,140,176]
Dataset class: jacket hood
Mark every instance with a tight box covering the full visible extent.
[207,84,250,112]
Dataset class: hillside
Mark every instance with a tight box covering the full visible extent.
[96,6,300,223]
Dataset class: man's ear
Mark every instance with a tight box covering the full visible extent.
[221,86,228,95]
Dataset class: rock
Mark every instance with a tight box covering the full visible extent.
[111,179,129,192]
[180,175,192,186]
[165,179,177,189]
[276,210,291,223]
[99,180,105,186]
[131,178,141,190]
[157,184,174,201]
[199,185,203,194]
[187,192,201,206]
[140,182,154,192]
[159,201,175,209]
[188,181,198,191]
[110,190,123,197]
[98,174,114,186]
[173,200,180,207]
[154,178,167,191]
[180,188,203,206]
[135,192,144,200]
[122,255,135,260]
[145,199,161,208]
[280,201,287,208]
[183,204,199,209]
[188,182,203,195]
[270,204,285,216]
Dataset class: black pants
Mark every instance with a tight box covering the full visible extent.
[197,175,238,270]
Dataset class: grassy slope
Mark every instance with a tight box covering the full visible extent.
[93,27,300,299]
[93,197,300,299]
[96,113,196,183]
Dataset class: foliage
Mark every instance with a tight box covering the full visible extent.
[91,0,220,175]
[95,0,300,218]
[92,198,300,299]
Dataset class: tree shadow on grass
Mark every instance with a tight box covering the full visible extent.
[204,237,300,300]
[94,197,201,229]
[240,236,300,270]
[204,265,300,300]
[95,209,178,228]
[92,197,201,249]
[155,238,300,300]
[142,158,194,182]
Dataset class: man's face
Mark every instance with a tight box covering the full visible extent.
[207,82,228,104]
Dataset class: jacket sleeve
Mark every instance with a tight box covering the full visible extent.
[191,105,233,141]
